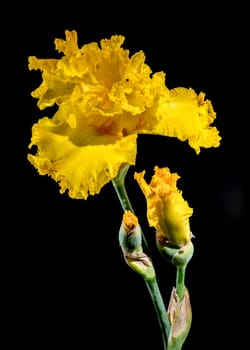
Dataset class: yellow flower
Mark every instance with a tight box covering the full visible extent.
[28,30,221,199]
[134,166,193,247]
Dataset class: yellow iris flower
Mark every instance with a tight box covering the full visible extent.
[134,166,193,247]
[28,30,221,199]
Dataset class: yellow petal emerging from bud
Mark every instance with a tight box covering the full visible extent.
[119,210,142,253]
[123,210,139,235]
[134,166,193,247]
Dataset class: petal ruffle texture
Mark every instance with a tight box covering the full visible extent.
[134,166,193,247]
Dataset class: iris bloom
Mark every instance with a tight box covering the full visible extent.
[134,166,193,247]
[28,30,221,199]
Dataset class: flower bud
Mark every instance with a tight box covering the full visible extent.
[134,166,193,248]
[167,287,192,349]
[119,211,155,280]
[119,210,142,253]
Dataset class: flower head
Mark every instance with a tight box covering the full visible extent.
[28,30,221,199]
[134,166,193,247]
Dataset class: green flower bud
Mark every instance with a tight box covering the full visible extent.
[119,211,155,280]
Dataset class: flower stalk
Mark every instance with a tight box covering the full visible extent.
[145,277,170,350]
[118,210,170,350]
[156,241,194,349]
[176,266,186,301]
[112,163,134,213]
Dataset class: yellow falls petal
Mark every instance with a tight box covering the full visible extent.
[28,117,137,199]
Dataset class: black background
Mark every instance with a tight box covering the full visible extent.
[5,2,246,349]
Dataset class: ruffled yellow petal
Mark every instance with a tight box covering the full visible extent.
[28,115,137,199]
[28,30,165,117]
[152,87,221,154]
[28,30,168,129]
[134,166,193,247]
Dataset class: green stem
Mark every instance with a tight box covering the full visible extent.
[112,164,134,213]
[112,164,149,251]
[176,265,186,301]
[145,277,171,350]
